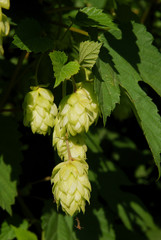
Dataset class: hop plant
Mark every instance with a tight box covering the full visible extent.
[53,121,87,161]
[23,87,58,135]
[51,160,91,216]
[58,81,99,136]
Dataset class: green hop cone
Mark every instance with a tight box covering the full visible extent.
[0,13,10,55]
[53,120,87,161]
[58,81,99,136]
[23,87,58,135]
[51,160,91,216]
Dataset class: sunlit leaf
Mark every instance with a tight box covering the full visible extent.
[49,51,80,87]
[79,41,102,68]
[0,156,17,215]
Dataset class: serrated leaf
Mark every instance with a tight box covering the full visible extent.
[12,19,53,53]
[0,156,17,215]
[12,226,38,240]
[0,219,29,240]
[41,206,77,240]
[101,33,161,175]
[79,41,102,68]
[93,55,120,125]
[133,22,161,97]
[49,51,80,87]
[75,7,119,31]
[0,221,15,240]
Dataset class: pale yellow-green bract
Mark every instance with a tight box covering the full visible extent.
[53,123,87,161]
[0,0,10,10]
[51,160,91,216]
[0,13,10,55]
[23,87,57,135]
[57,81,99,136]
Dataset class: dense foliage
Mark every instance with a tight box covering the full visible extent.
[0,0,161,239]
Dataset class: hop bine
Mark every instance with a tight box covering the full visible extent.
[23,87,57,135]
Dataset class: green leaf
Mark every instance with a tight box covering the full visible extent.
[41,204,77,240]
[113,89,132,121]
[12,19,53,53]
[117,204,133,230]
[12,226,38,240]
[93,56,120,125]
[101,33,161,175]
[0,219,29,240]
[0,221,15,240]
[78,41,102,68]
[75,7,119,31]
[133,22,161,97]
[146,228,161,240]
[93,208,115,240]
[49,51,80,87]
[0,156,17,215]
[130,201,156,230]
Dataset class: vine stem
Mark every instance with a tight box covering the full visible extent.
[71,77,76,92]
[141,0,158,24]
[51,20,89,36]
[0,51,29,110]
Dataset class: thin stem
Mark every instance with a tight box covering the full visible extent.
[141,0,158,24]
[60,22,73,41]
[70,26,89,36]
[51,20,89,36]
[0,108,21,113]
[31,176,51,185]
[0,51,29,110]
[71,76,76,92]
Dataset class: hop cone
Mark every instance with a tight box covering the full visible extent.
[51,160,91,216]
[23,87,57,135]
[58,81,99,136]
[0,13,10,55]
[53,120,87,161]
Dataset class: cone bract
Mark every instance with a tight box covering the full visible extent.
[53,121,87,161]
[0,0,10,9]
[23,87,58,135]
[51,160,91,216]
[0,13,9,55]
[58,81,99,136]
